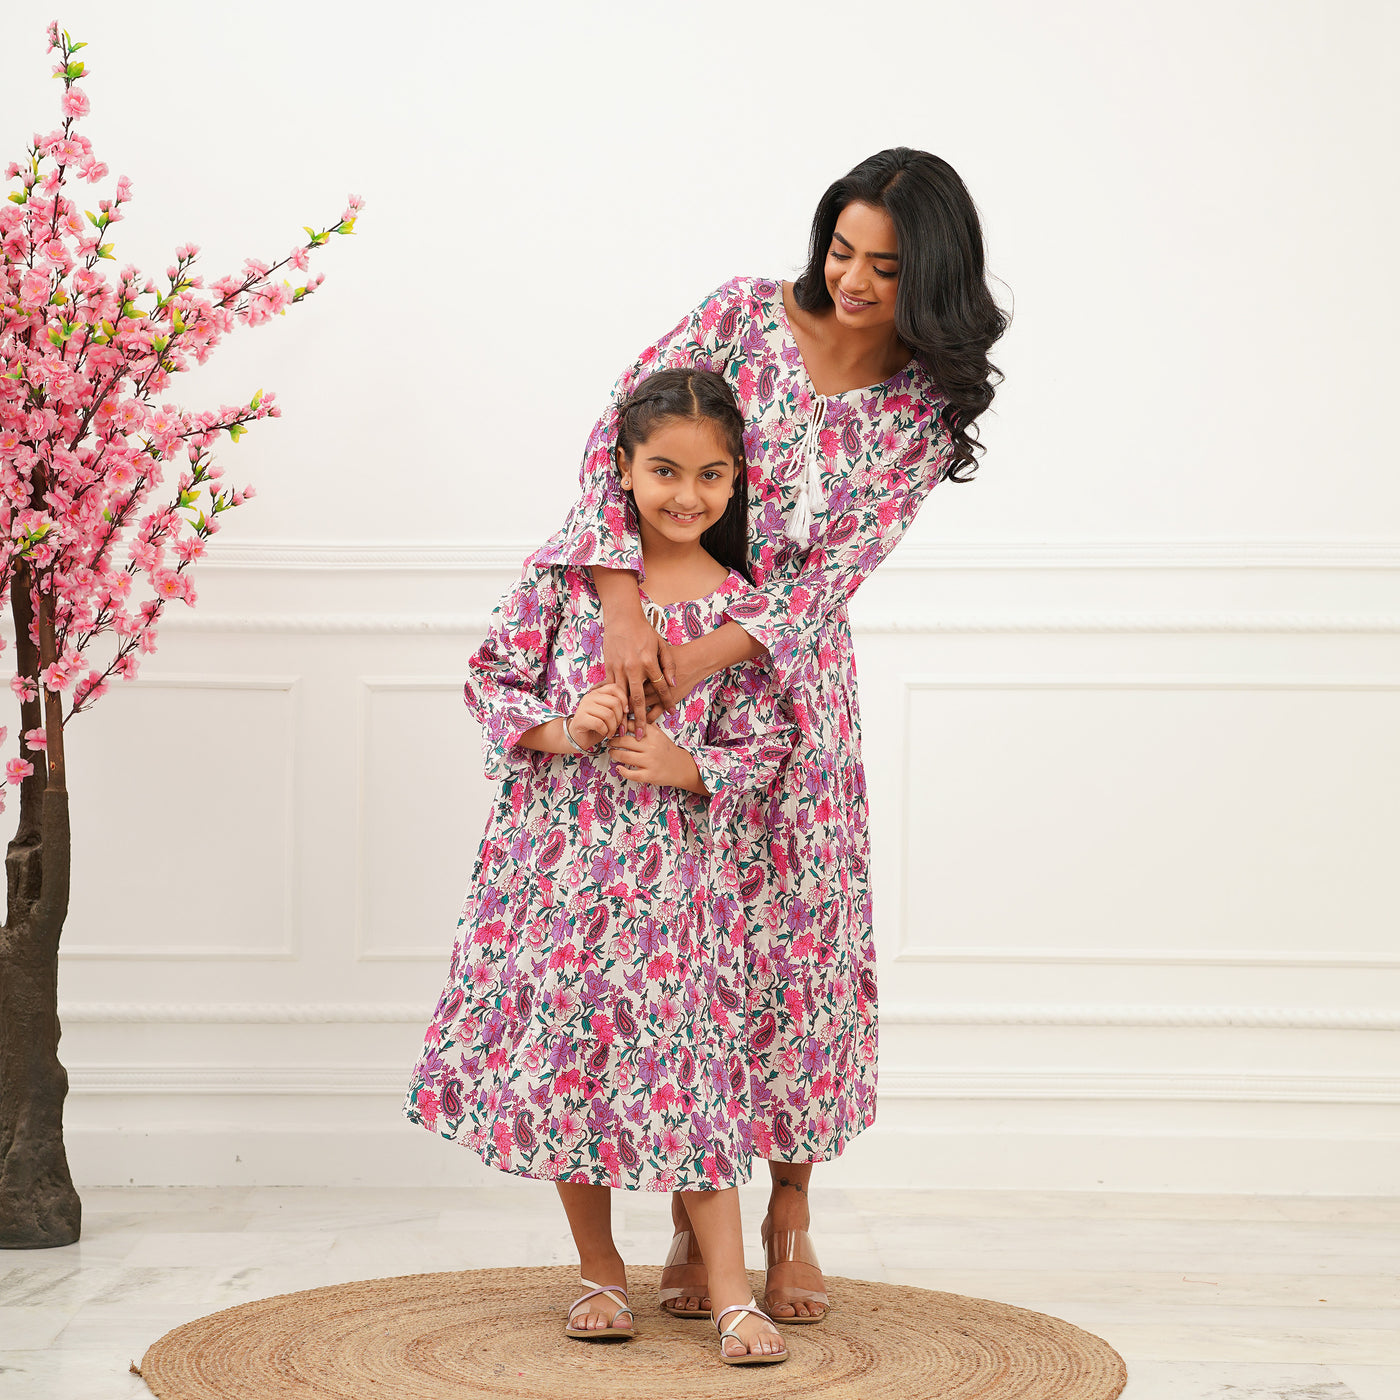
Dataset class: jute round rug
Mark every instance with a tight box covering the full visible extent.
[134,1264,1128,1400]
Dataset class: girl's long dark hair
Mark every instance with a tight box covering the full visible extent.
[793,147,1009,483]
[615,368,754,583]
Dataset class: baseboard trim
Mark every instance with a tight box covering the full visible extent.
[62,1124,1400,1193]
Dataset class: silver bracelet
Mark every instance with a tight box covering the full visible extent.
[562,715,588,752]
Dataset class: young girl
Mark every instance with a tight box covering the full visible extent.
[403,368,794,1365]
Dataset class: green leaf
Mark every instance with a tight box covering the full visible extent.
[86,209,100,227]
[66,61,85,78]
[338,219,356,235]
[7,192,26,206]
[227,423,246,443]
[250,388,263,409]
[70,40,87,51]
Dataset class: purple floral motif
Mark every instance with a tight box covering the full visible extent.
[518,274,953,1166]
[402,564,793,1191]
[408,271,951,1178]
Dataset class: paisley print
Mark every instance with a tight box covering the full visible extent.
[403,565,796,1191]
[532,275,955,1164]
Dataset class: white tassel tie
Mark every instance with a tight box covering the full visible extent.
[784,394,828,547]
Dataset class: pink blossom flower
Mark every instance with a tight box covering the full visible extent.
[60,85,89,118]
[5,758,34,785]
[38,659,74,692]
[0,27,356,730]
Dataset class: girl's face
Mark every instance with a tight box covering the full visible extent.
[824,199,900,332]
[617,416,737,546]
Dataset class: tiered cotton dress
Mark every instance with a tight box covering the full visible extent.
[532,275,955,1164]
[402,563,793,1191]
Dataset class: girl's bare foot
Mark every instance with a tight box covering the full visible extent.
[712,1294,787,1359]
[569,1248,633,1332]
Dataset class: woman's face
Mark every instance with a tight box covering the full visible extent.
[824,200,900,332]
[617,416,737,547]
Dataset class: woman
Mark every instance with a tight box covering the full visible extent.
[530,147,1007,1323]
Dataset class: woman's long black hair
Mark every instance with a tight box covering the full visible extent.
[615,367,754,583]
[793,147,1008,483]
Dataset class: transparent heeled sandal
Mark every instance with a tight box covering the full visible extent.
[761,1217,830,1323]
[657,1228,711,1318]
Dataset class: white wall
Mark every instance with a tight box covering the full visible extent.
[1,0,1395,1191]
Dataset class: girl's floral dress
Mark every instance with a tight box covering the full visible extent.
[402,563,794,1191]
[531,276,955,1164]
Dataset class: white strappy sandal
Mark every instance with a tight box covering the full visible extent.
[712,1295,789,1365]
[564,1278,636,1340]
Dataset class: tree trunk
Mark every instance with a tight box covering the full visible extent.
[0,565,80,1248]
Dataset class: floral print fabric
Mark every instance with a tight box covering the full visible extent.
[403,564,795,1190]
[532,276,954,1163]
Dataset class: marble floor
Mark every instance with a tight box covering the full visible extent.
[0,1184,1395,1399]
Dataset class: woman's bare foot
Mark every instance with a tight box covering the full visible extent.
[763,1170,828,1320]
[660,1191,711,1316]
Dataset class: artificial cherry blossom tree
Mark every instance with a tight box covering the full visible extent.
[0,23,361,1246]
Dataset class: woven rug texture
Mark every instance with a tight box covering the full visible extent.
[135,1263,1129,1400]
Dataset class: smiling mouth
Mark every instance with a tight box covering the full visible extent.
[663,510,703,523]
[837,289,874,311]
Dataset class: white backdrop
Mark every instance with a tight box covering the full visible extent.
[1,0,1396,1191]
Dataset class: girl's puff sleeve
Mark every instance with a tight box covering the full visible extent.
[681,659,796,851]
[721,402,955,696]
[529,276,755,581]
[464,563,567,781]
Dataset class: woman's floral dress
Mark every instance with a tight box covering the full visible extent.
[402,564,794,1191]
[531,276,955,1164]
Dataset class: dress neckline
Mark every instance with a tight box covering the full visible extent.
[771,279,916,399]
[637,567,744,612]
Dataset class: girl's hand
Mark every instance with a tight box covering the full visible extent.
[608,723,706,794]
[568,682,629,749]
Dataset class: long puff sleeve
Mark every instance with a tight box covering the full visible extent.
[724,403,955,693]
[529,276,756,580]
[464,563,568,781]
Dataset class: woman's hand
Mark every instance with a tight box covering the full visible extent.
[567,682,629,749]
[637,624,767,714]
[593,567,677,735]
[639,639,705,714]
[608,723,707,794]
